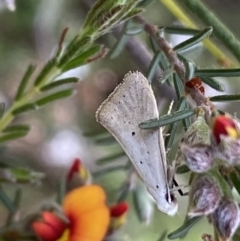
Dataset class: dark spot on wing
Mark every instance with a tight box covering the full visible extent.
[147,151,149,154]
[140,161,143,164]
[156,185,159,189]
[123,95,125,97]
[111,117,113,119]
[132,132,135,136]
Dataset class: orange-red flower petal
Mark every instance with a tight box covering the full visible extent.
[110,202,128,217]
[32,211,67,241]
[67,158,81,180]
[63,185,110,241]
[109,202,129,232]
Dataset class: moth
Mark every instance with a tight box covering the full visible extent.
[96,71,178,216]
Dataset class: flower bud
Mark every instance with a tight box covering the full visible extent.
[180,108,214,172]
[183,108,211,145]
[180,142,214,173]
[109,202,129,232]
[211,114,240,144]
[210,112,240,165]
[213,136,240,165]
[188,174,222,217]
[211,197,240,241]
[32,211,68,241]
[67,158,91,186]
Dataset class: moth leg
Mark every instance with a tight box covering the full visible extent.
[172,179,189,196]
[167,161,188,196]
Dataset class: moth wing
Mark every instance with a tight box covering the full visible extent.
[96,71,168,195]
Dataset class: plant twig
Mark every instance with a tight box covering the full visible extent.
[112,24,176,99]
[134,15,186,82]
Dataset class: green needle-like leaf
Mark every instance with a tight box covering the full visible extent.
[124,25,144,35]
[139,109,195,129]
[110,33,129,59]
[36,89,75,107]
[159,26,200,36]
[177,53,194,81]
[195,68,240,77]
[12,103,37,115]
[61,45,102,72]
[157,231,168,241]
[201,76,224,92]
[173,73,184,100]
[56,178,66,205]
[210,94,240,102]
[3,125,30,133]
[230,171,240,195]
[182,103,191,130]
[0,103,5,119]
[185,59,195,80]
[168,216,202,239]
[173,27,212,52]
[149,37,158,53]
[5,188,22,226]
[15,64,36,101]
[210,169,232,198]
[34,58,57,86]
[146,51,163,84]
[118,182,131,203]
[0,131,29,143]
[110,21,132,59]
[40,77,79,91]
[0,187,15,212]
